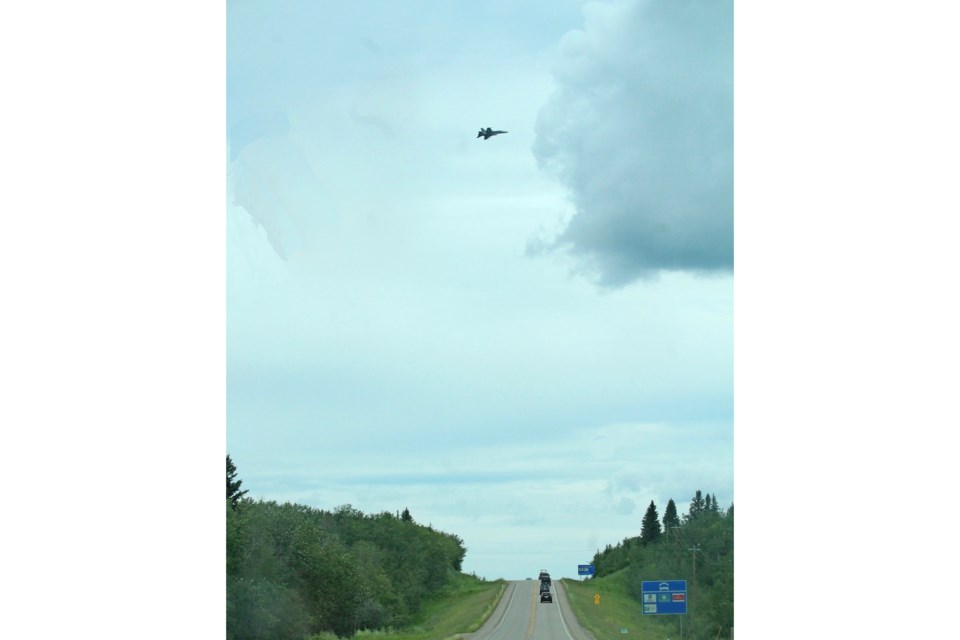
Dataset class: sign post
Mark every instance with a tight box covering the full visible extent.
[578,564,595,581]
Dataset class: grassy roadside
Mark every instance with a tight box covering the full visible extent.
[349,574,507,640]
[562,572,675,640]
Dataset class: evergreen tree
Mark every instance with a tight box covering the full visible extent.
[401,508,413,522]
[662,498,681,531]
[227,454,248,509]
[640,500,662,545]
[705,494,713,512]
[711,493,721,513]
[687,490,706,520]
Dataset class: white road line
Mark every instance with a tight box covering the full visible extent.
[485,581,520,639]
[554,582,577,640]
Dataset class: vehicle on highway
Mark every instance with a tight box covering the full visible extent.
[539,570,551,584]
[540,590,553,603]
[540,581,550,594]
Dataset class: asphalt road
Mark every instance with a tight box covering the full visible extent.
[466,579,595,640]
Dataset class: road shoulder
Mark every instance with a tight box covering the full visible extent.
[555,579,597,640]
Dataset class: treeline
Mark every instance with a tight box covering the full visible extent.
[589,490,733,639]
[227,457,467,640]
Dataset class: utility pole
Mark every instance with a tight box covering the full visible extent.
[688,545,701,585]
[688,545,701,632]
[670,526,682,567]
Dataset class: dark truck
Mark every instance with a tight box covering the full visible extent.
[539,579,552,603]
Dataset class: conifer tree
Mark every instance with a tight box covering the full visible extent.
[227,454,248,509]
[401,508,413,522]
[687,489,706,520]
[640,500,662,545]
[662,498,681,531]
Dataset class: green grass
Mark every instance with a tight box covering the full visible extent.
[562,572,677,640]
[352,574,507,640]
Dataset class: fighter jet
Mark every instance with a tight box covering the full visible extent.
[477,127,507,140]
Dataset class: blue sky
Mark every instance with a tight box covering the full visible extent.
[227,0,732,580]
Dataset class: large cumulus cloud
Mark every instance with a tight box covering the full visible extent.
[532,0,733,286]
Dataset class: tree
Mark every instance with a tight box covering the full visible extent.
[662,498,681,531]
[401,508,413,522]
[686,490,706,520]
[640,500,662,545]
[227,454,248,509]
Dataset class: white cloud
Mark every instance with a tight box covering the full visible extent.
[533,0,733,285]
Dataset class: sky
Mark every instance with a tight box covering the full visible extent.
[227,0,732,581]
[5,1,960,638]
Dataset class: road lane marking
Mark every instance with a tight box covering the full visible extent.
[485,581,519,640]
[554,581,577,640]
[527,579,537,637]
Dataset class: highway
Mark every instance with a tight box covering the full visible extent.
[468,579,593,640]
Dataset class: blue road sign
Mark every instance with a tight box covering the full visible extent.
[640,580,687,615]
[578,564,595,576]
